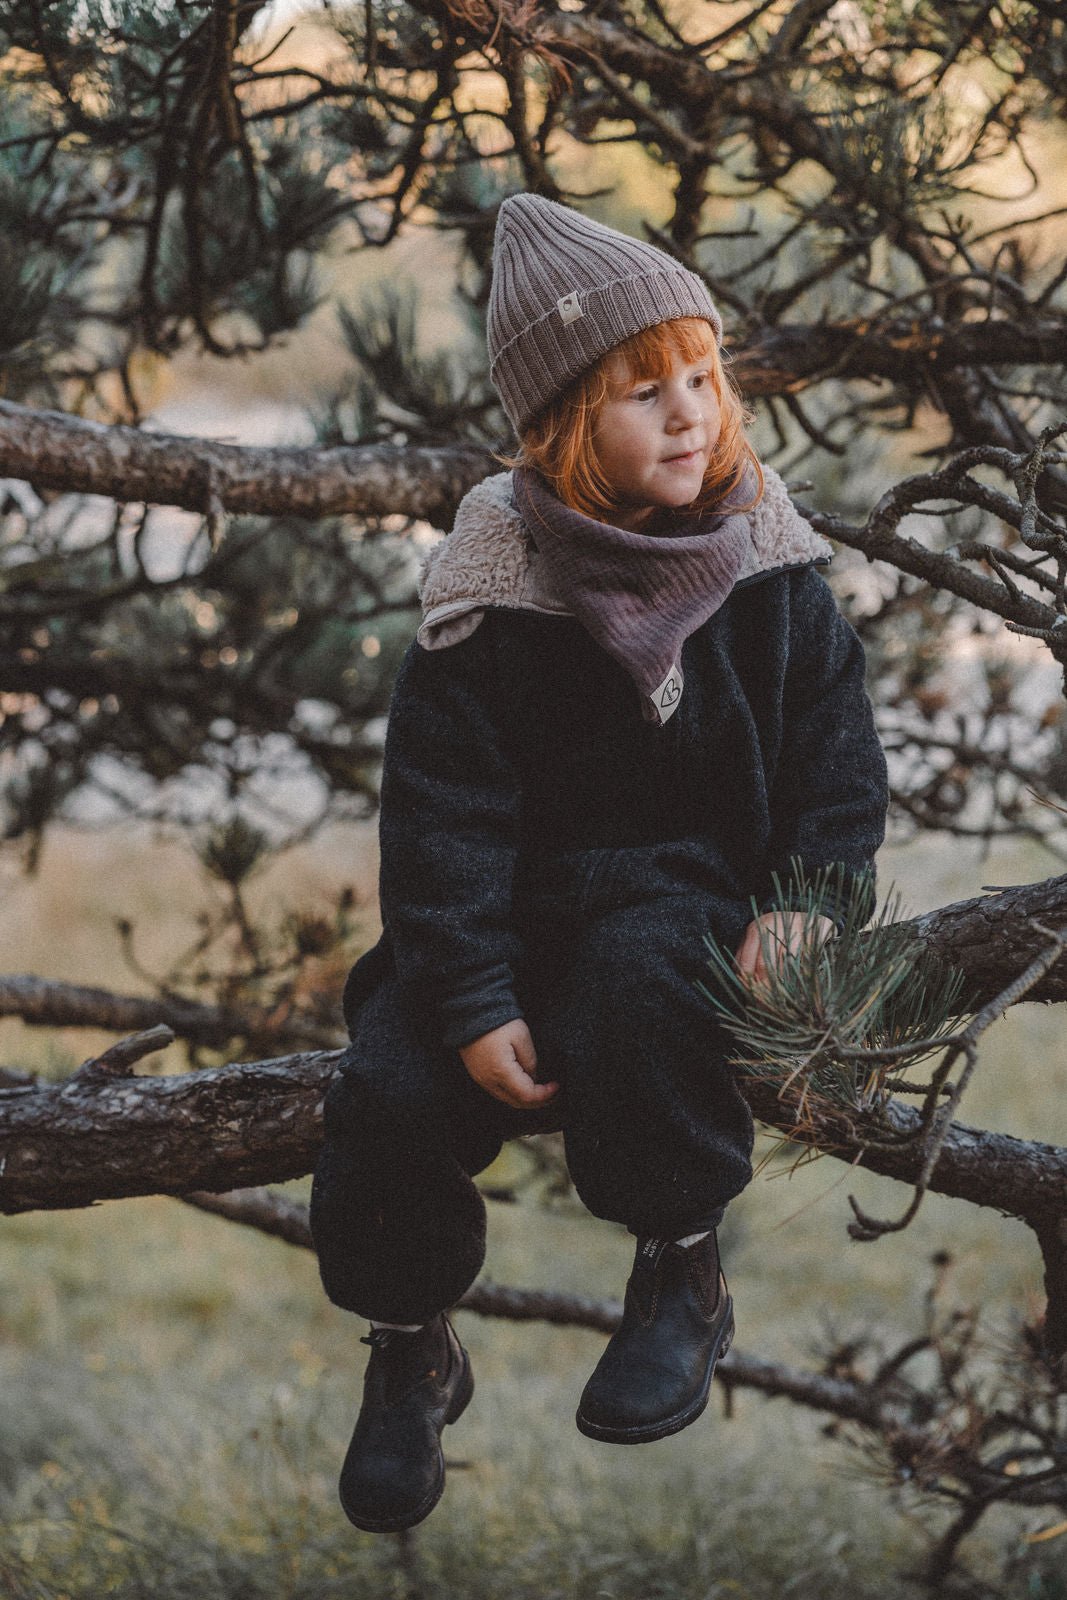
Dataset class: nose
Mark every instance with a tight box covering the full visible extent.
[666,384,703,432]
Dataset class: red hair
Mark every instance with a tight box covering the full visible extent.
[516,317,763,520]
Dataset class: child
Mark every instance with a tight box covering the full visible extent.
[309,193,889,1533]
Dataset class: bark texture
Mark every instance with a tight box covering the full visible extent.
[3,1046,1065,1228]
[909,873,1067,1007]
[0,1053,335,1212]
[0,400,494,525]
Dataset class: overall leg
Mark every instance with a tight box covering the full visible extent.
[524,889,751,1444]
[311,972,549,1531]
[310,973,519,1325]
[532,892,754,1238]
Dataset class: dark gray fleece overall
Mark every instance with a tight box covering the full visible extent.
[310,486,890,1324]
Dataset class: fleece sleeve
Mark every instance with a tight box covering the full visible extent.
[759,568,889,928]
[377,627,524,1049]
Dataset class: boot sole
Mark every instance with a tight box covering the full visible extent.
[575,1300,734,1445]
[339,1349,474,1533]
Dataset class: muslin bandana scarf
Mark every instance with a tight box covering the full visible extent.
[513,464,756,724]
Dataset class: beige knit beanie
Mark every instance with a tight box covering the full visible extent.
[487,193,724,436]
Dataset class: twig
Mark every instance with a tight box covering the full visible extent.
[848,922,1067,1242]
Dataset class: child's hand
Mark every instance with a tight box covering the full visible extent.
[459,1019,560,1109]
[734,910,836,989]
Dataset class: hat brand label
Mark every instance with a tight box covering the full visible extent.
[557,291,583,325]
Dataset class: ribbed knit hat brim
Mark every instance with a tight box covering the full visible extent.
[488,194,723,435]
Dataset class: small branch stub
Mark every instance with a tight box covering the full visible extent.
[71,1024,176,1085]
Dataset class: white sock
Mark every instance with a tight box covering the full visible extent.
[369,1319,423,1333]
[674,1230,710,1248]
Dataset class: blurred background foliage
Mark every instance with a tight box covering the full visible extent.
[0,0,1066,865]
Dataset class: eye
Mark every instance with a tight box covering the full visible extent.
[631,384,657,402]
[689,370,711,389]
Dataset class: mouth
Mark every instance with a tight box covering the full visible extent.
[663,448,703,465]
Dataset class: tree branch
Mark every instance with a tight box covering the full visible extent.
[0,400,494,525]
[0,1051,334,1213]
[1,1039,1063,1227]
[908,873,1067,1007]
[1,875,1065,1214]
[4,306,1067,526]
[732,318,1067,397]
[0,973,344,1050]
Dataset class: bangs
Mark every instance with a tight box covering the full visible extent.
[612,317,718,383]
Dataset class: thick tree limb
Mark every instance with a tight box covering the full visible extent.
[1,875,1066,1214]
[3,877,1067,1366]
[909,874,1067,1006]
[732,320,1067,397]
[0,400,494,525]
[746,1087,1067,1233]
[5,1018,1067,1372]
[0,1052,333,1212]
[2,1043,1065,1226]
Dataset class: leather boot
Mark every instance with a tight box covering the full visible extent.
[338,1314,473,1532]
[576,1232,733,1444]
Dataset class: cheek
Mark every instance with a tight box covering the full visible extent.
[594,409,641,469]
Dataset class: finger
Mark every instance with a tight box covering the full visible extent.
[750,938,775,986]
[733,931,759,976]
[738,928,773,985]
[492,1081,560,1109]
[495,1058,559,1107]
[510,1025,539,1077]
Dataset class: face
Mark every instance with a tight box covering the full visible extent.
[591,341,722,531]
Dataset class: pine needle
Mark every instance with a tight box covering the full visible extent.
[699,861,973,1128]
